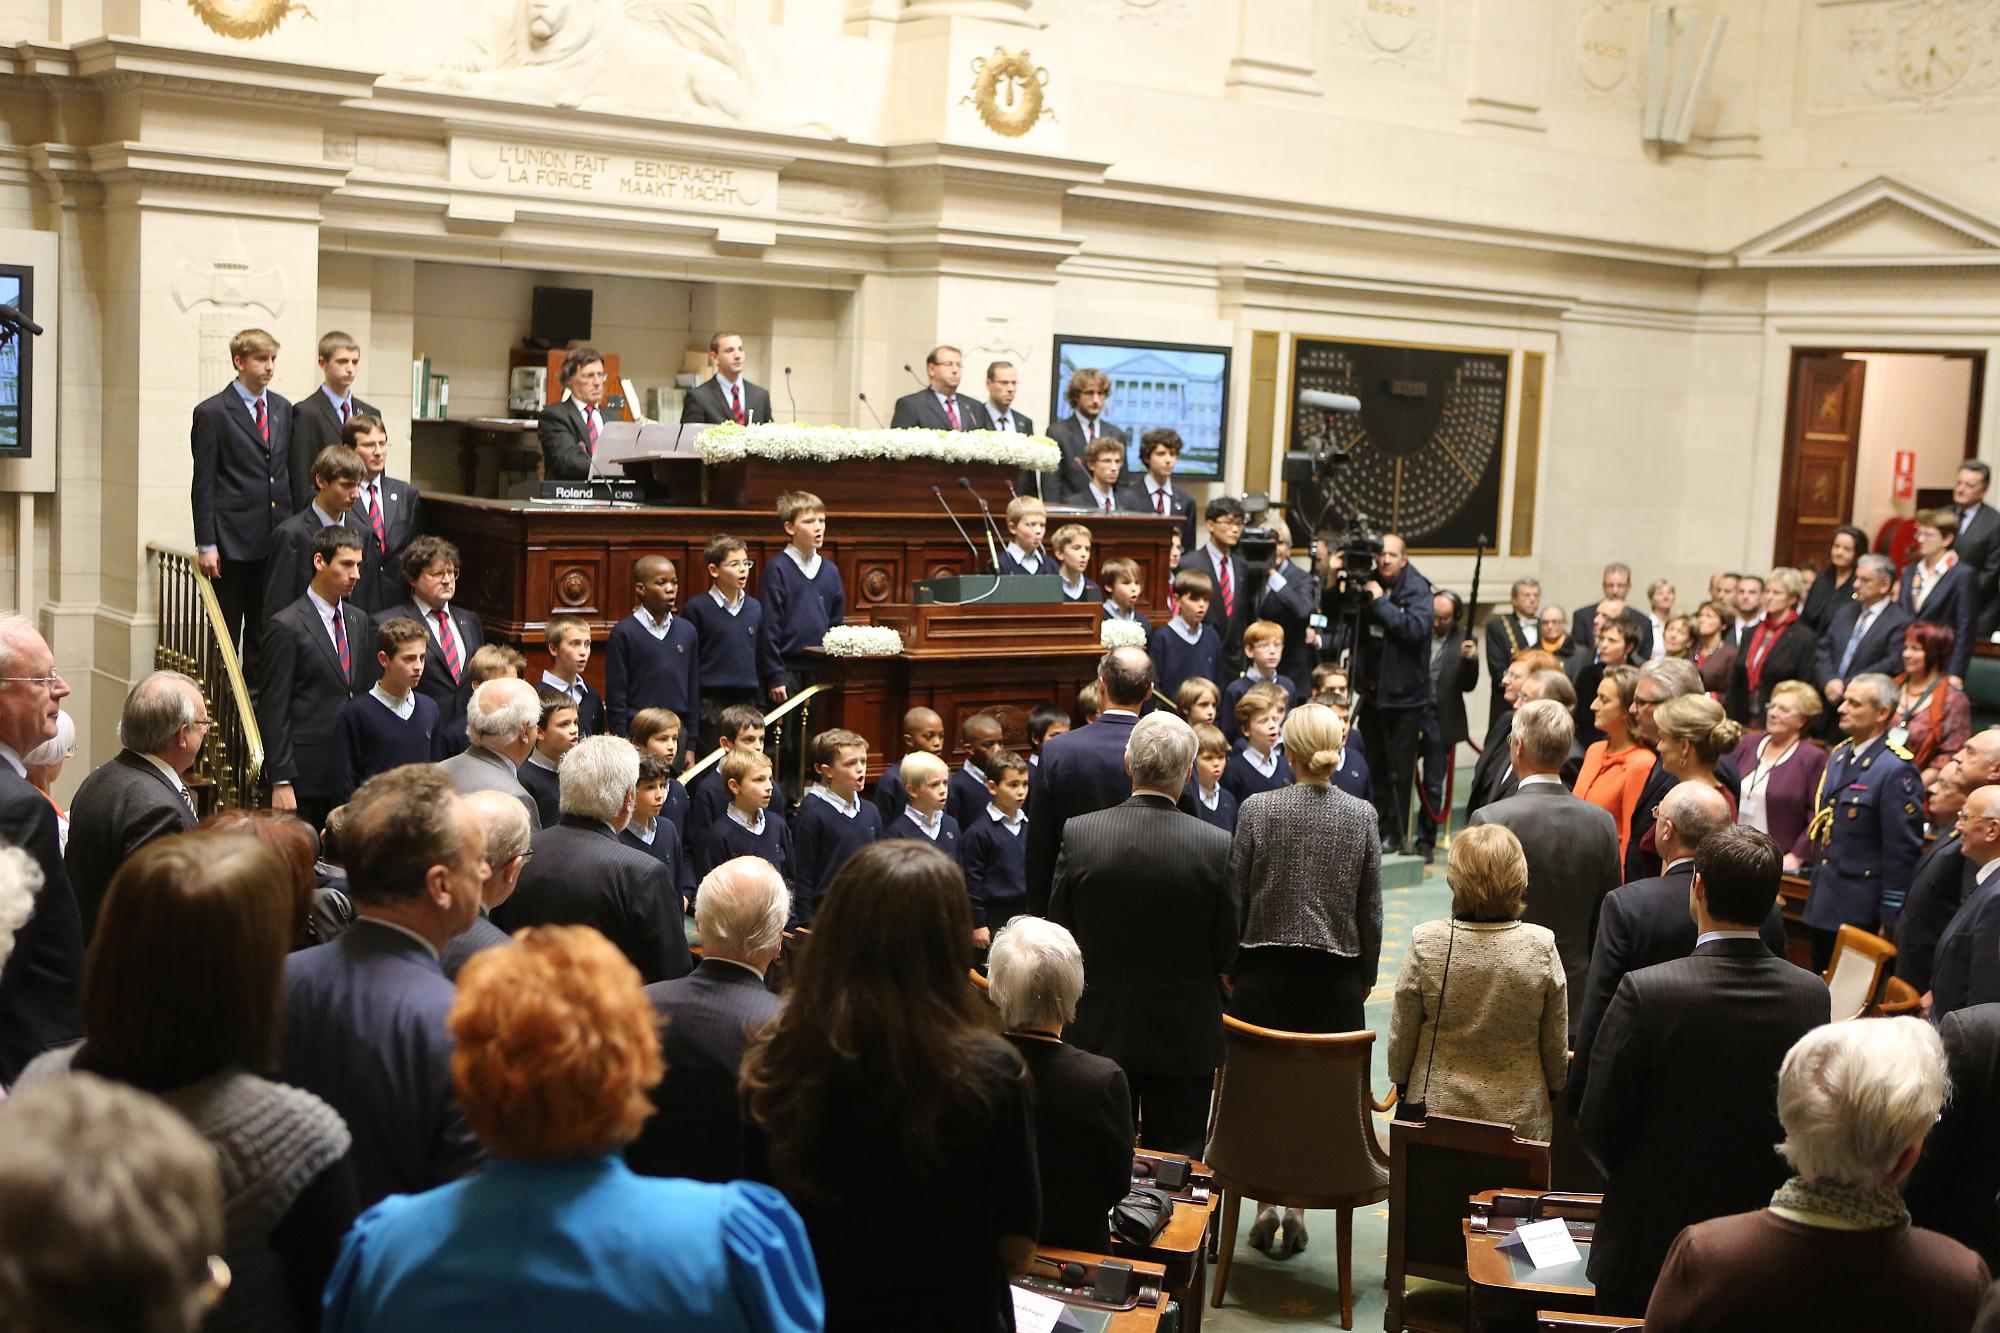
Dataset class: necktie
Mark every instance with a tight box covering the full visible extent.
[363,483,384,543]
[996,411,1009,432]
[1154,487,1167,516]
[584,407,600,454]
[339,399,350,424]
[332,603,350,679]
[730,383,745,425]
[434,609,462,682]
[1840,608,1872,676]
[1087,419,1097,442]
[254,398,268,448]
[177,785,196,816]
[944,396,960,430]
[1218,556,1234,618]
[1102,494,1114,513]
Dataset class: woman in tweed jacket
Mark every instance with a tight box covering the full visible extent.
[1227,703,1383,1035]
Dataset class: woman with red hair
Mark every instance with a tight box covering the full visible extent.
[1892,621,1972,786]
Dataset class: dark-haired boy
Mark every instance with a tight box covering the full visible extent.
[331,617,443,803]
[606,556,698,745]
[1148,568,1223,696]
[959,748,1031,943]
[1120,427,1198,551]
[263,444,366,616]
[343,413,420,613]
[519,688,579,830]
[1178,495,1253,673]
[288,330,379,512]
[619,752,686,904]
[257,525,371,831]
[683,533,783,752]
[1027,704,1070,772]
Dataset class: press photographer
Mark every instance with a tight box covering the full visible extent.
[1355,533,1434,855]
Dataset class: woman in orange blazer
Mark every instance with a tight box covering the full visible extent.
[1572,663,1657,863]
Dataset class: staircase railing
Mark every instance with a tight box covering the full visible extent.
[148,544,263,812]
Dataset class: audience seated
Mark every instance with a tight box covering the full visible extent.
[440,789,531,981]
[1646,1018,1988,1331]
[16,830,357,1331]
[324,924,822,1333]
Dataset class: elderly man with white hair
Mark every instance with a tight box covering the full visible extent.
[440,789,534,981]
[990,916,1134,1252]
[437,676,541,830]
[492,735,691,984]
[628,856,791,1184]
[1049,709,1235,1159]
[1645,1018,1988,1331]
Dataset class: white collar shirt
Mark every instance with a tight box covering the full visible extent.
[370,685,416,720]
[782,545,823,580]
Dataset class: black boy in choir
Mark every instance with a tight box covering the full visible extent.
[683,534,783,752]
[331,617,443,803]
[881,750,962,858]
[1223,682,1293,805]
[702,748,791,897]
[263,444,365,617]
[949,712,1006,829]
[1051,523,1103,604]
[518,689,579,831]
[994,495,1051,577]
[255,525,371,833]
[788,730,881,922]
[958,748,1031,943]
[687,704,790,881]
[540,614,606,738]
[872,705,944,821]
[1149,568,1224,696]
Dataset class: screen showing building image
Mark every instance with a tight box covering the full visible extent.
[0,270,22,455]
[1050,337,1231,479]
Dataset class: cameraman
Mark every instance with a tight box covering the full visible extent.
[1359,533,1434,855]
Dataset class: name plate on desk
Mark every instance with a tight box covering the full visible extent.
[1497,1217,1584,1270]
[532,479,644,504]
[915,575,1067,605]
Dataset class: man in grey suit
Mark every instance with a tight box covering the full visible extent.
[1041,367,1128,505]
[64,671,206,940]
[441,789,532,981]
[629,856,788,1183]
[1952,461,2000,637]
[889,344,993,433]
[438,677,541,830]
[1049,712,1236,1158]
[1578,825,1831,1316]
[1470,699,1620,1043]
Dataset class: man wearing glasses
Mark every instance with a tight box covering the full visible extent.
[1924,784,2000,1020]
[0,613,80,1083]
[682,534,784,753]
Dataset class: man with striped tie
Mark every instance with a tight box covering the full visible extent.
[373,535,485,758]
[190,327,294,666]
[344,414,422,615]
[890,344,994,433]
[680,332,775,427]
[537,346,613,480]
[1117,428,1198,550]
[288,331,381,512]
[1044,368,1128,505]
[257,525,372,830]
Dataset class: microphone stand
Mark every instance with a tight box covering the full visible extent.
[784,367,798,423]
[857,392,885,428]
[932,485,986,566]
[959,477,1006,570]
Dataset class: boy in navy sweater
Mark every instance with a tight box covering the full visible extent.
[790,728,881,922]
[994,495,1050,576]
[1223,682,1293,804]
[519,688,579,829]
[630,708,693,899]
[1326,696,1373,803]
[1100,557,1147,625]
[958,748,1030,944]
[1149,568,1223,696]
[331,616,442,802]
[1051,523,1101,604]
[703,747,792,896]
[1188,723,1239,833]
[688,703,791,879]
[618,751,686,909]
[684,533,783,752]
[606,555,700,747]
[1026,703,1070,773]
[871,705,943,821]
[760,490,844,701]
[881,749,961,860]
[537,614,604,737]
[1220,620,1297,745]
[948,712,1006,829]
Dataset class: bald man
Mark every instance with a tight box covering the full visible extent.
[441,789,533,981]
[1928,783,2000,1020]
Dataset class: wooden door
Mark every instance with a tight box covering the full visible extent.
[1773,351,1865,568]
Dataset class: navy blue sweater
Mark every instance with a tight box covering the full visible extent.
[1331,744,1372,804]
[518,755,562,828]
[1186,780,1239,834]
[958,812,1029,926]
[687,767,791,880]
[682,591,782,696]
[618,823,686,909]
[1222,746,1292,805]
[881,808,962,863]
[1220,672,1296,745]
[993,546,1051,578]
[332,690,442,801]
[872,763,907,821]
[759,551,844,678]
[1060,576,1103,605]
[702,808,792,895]
[539,673,605,737]
[790,793,882,920]
[605,613,700,739]
[946,764,991,831]
[1148,621,1224,697]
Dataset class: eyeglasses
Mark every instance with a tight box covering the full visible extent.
[187,718,214,732]
[721,560,754,572]
[0,669,66,688]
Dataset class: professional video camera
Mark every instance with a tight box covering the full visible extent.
[1235,492,1285,573]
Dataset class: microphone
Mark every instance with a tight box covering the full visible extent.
[902,362,929,390]
[857,392,884,428]
[959,476,1005,569]
[932,485,985,566]
[1300,389,1362,413]
[784,367,798,423]
[1005,480,1019,500]
[0,304,41,337]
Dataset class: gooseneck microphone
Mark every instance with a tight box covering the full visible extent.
[857,392,885,428]
[902,362,929,390]
[958,476,1005,569]
[932,485,985,565]
[0,303,42,337]
[783,367,798,423]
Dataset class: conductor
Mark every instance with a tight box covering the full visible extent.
[680,332,773,426]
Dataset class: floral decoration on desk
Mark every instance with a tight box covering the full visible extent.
[696,422,1060,473]
[820,626,907,657]
[1100,621,1147,649]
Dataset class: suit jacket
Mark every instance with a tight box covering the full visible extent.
[63,750,197,940]
[627,957,782,1183]
[1178,544,1255,674]
[1895,830,1972,995]
[1568,862,1788,1114]
[1470,782,1621,1043]
[1625,755,1743,882]
[1813,597,1914,689]
[190,385,293,561]
[289,388,379,511]
[1467,707,1516,818]
[679,375,774,426]
[439,907,511,982]
[1025,711,1141,915]
[1428,633,1480,748]
[1900,558,1980,679]
[1578,938,1831,1307]
[437,744,540,831]
[1257,563,1319,692]
[1118,478,1199,552]
[1041,416,1128,505]
[353,475,421,613]
[372,600,483,750]
[1930,874,2000,1019]
[988,405,1034,435]
[281,918,483,1208]
[1048,794,1236,1077]
[0,762,81,1084]
[888,389,993,433]
[256,594,373,796]
[492,817,691,984]
[262,508,376,619]
[1007,1033,1134,1253]
[536,399,609,482]
[1954,501,2000,637]
[1726,618,1819,724]
[1907,1001,2000,1268]
[1484,613,1538,714]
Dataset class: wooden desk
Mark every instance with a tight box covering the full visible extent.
[1464,1190,1599,1333]
[1016,1247,1170,1332]
[1112,1151,1217,1332]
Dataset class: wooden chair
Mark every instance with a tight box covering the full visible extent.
[1872,974,1922,1016]
[1823,923,1897,1020]
[1537,1313,1644,1331]
[1385,1115,1551,1333]
[1204,1016,1394,1330]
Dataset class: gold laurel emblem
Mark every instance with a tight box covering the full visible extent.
[963,48,1054,138]
[187,0,315,39]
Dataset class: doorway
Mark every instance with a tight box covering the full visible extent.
[1774,348,1985,568]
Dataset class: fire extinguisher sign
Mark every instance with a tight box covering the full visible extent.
[1894,450,1916,500]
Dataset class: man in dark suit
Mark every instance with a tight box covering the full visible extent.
[345,415,421,615]
[1470,700,1621,1042]
[1049,712,1235,1158]
[983,360,1033,435]
[281,765,486,1208]
[1896,732,2000,992]
[1040,367,1126,505]
[256,526,373,833]
[491,736,692,985]
[262,443,365,617]
[1900,508,1981,680]
[1815,554,1912,713]
[1952,460,2000,638]
[628,856,786,1183]
[889,344,993,434]
[441,790,531,982]
[190,327,293,661]
[287,331,379,511]
[1415,591,1479,863]
[63,672,205,940]
[1178,497,1254,675]
[1257,534,1319,694]
[373,535,483,754]
[1570,564,1654,662]
[1569,783,1785,1112]
[1357,532,1435,853]
[1906,999,2000,1268]
[1026,648,1152,916]
[1485,578,1541,714]
[0,616,82,1084]
[537,346,612,481]
[1724,574,1765,649]
[1578,824,1831,1316]
[679,331,774,426]
[1924,783,2000,1019]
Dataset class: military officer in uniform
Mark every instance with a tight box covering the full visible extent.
[1800,671,1925,972]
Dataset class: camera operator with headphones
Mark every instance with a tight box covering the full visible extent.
[1358,533,1435,856]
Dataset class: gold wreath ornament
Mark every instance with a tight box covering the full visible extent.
[962,48,1055,138]
[187,0,315,39]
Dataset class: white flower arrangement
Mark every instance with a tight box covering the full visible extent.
[696,422,1061,473]
[820,625,906,657]
[1100,620,1148,648]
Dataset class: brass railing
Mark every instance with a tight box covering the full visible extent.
[148,544,263,811]
[683,684,831,801]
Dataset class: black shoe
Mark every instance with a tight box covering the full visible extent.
[1418,844,1436,865]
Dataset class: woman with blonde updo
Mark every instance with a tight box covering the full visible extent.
[1643,696,1744,869]
[1227,703,1383,1035]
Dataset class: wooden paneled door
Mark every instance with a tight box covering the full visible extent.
[1774,351,1866,568]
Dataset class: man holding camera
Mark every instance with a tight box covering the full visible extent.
[1358,533,1434,855]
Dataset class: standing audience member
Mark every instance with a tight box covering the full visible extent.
[1646,1019,1988,1333]
[1908,999,2000,1270]
[1899,508,1980,681]
[190,327,292,659]
[1728,568,1817,726]
[1416,593,1479,862]
[1643,579,1676,659]
[743,841,1037,1332]
[1649,694,1743,823]
[440,789,531,981]
[1951,460,2000,638]
[1800,525,1869,634]
[1924,784,2000,1019]
[605,560,696,743]
[1897,732,2000,993]
[1893,621,1974,784]
[287,331,377,512]
[1690,600,1739,697]
[198,809,322,950]
[331,618,443,803]
[1357,533,1434,854]
[1466,649,1558,816]
[438,677,542,830]
[16,832,357,1332]
[1485,578,1542,713]
[989,916,1134,1254]
[1625,658,1736,882]
[1816,553,1910,712]
[280,766,486,1209]
[1579,825,1832,1316]
[790,728,883,922]
[516,689,577,829]
[261,444,365,615]
[704,747,793,891]
[629,857,790,1184]
[256,526,371,829]
[20,710,74,850]
[958,749,1031,939]
[1572,612,1641,748]
[1027,647,1154,914]
[325,925,821,1333]
[1572,563,1652,659]
[372,536,482,754]
[64,670,204,940]
[1727,574,1766,648]
[1731,680,1829,863]
[1049,712,1235,1158]
[684,534,781,751]
[1571,664,1655,862]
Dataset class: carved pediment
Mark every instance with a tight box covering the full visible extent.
[1733,176,2000,268]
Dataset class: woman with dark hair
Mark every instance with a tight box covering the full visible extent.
[1572,613,1641,748]
[1692,600,1739,699]
[1802,525,1870,634]
[199,809,320,946]
[1898,508,1980,681]
[1728,569,1819,726]
[1893,622,1973,786]
[743,840,1038,1332]
[1573,664,1656,863]
[14,831,358,1333]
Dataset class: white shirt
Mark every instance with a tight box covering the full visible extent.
[1103,600,1139,623]
[932,389,963,420]
[1004,542,1045,574]
[320,384,353,419]
[708,587,746,616]
[1739,734,1803,835]
[1144,478,1174,512]
[1196,783,1221,811]
[310,502,343,529]
[370,685,416,721]
[1167,615,1203,646]
[987,402,1013,430]
[782,545,823,579]
[630,819,656,846]
[306,588,346,657]
[633,608,673,640]
[1518,773,1564,789]
[986,802,1026,834]
[525,750,559,773]
[714,371,744,402]
[1087,482,1118,511]
[726,805,767,834]
[904,806,945,839]
[1241,745,1279,779]
[1695,929,1764,947]
[1060,572,1089,600]
[808,785,861,817]
[1265,568,1288,595]
[540,669,584,703]
[1099,708,1140,721]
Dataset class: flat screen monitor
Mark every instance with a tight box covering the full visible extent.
[1050,335,1231,479]
[0,266,29,460]
[531,285,593,345]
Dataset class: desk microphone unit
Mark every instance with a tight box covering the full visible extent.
[914,574,1066,606]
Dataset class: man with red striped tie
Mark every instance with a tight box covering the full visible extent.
[680,331,774,427]
[190,327,294,667]
[288,331,381,513]
[537,346,614,480]
[255,525,371,830]
[890,344,994,433]
[372,535,485,758]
